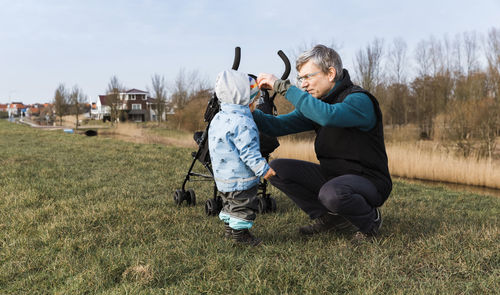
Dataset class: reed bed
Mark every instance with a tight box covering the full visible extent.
[273,138,500,190]
[387,142,500,189]
[271,138,318,163]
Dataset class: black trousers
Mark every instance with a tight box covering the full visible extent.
[269,158,384,233]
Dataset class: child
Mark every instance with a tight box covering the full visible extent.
[208,69,276,246]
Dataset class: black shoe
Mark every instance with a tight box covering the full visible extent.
[351,208,382,244]
[299,213,356,236]
[224,223,232,239]
[231,229,262,246]
[372,207,382,235]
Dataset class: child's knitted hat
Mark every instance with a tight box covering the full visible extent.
[215,69,259,106]
[249,76,260,101]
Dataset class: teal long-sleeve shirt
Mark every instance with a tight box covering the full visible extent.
[253,82,376,137]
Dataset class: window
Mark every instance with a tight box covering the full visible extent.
[129,94,136,100]
[132,104,141,110]
[137,94,146,100]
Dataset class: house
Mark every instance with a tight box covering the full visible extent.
[26,103,43,117]
[146,97,170,121]
[91,95,111,120]
[7,102,25,117]
[92,88,165,122]
[0,104,7,112]
[123,88,150,122]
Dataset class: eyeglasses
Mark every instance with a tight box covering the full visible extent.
[296,71,321,84]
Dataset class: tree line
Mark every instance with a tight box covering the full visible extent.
[354,28,500,158]
[161,27,500,159]
[49,68,211,128]
[48,27,500,159]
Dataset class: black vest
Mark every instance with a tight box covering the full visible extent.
[313,69,392,199]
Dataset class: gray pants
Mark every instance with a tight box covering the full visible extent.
[219,185,258,230]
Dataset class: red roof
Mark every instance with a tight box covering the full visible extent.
[9,103,25,109]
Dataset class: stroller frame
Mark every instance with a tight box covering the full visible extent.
[173,47,291,216]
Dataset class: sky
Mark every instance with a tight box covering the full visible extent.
[1,0,499,105]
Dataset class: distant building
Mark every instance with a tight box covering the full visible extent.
[91,95,111,121]
[91,88,166,122]
[7,102,25,117]
[26,103,43,117]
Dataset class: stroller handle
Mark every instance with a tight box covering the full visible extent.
[277,50,291,80]
[232,47,241,70]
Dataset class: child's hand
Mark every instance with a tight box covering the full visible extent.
[263,167,276,180]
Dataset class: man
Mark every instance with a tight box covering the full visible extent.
[254,44,392,242]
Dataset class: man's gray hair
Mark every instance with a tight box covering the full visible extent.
[296,44,343,81]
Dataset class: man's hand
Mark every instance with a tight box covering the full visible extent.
[257,73,279,90]
[263,167,276,180]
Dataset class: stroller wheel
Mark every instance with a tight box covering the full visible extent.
[216,196,223,211]
[258,197,268,214]
[205,199,218,216]
[269,197,277,212]
[173,189,183,205]
[187,189,196,206]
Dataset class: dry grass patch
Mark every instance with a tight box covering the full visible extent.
[122,264,154,285]
[99,123,196,148]
[387,141,500,189]
[271,138,318,163]
[272,138,500,190]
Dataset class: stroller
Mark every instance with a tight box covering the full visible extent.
[173,47,291,216]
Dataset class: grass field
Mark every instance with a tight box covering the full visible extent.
[1,120,499,294]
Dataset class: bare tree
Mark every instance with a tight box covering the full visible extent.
[415,40,431,77]
[354,38,384,93]
[40,104,55,123]
[106,76,124,125]
[443,99,476,157]
[170,68,189,110]
[53,83,68,126]
[442,34,456,76]
[476,98,499,159]
[463,31,480,76]
[170,68,210,111]
[70,85,87,129]
[150,73,168,124]
[485,27,500,101]
[384,38,410,125]
[428,36,444,77]
[387,37,408,84]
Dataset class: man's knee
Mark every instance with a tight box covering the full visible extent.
[318,184,351,214]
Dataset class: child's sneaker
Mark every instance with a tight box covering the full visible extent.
[231,229,262,246]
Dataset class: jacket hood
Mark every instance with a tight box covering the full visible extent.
[215,69,253,106]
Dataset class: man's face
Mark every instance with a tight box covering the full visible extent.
[298,60,336,99]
